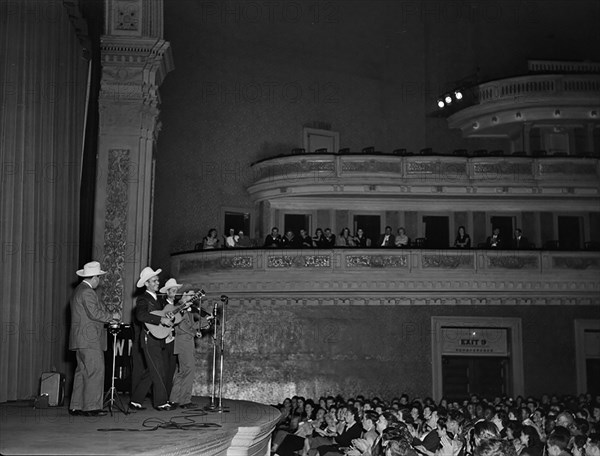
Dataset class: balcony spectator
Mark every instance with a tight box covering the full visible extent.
[454,226,471,248]
[512,229,530,250]
[202,228,220,249]
[336,227,356,247]
[300,229,313,248]
[486,227,502,249]
[282,230,301,248]
[353,228,371,248]
[394,227,410,248]
[378,226,395,248]
[265,227,283,248]
[224,228,238,248]
[322,228,336,248]
[236,230,251,248]
[313,228,326,248]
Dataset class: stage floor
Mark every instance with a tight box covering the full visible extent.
[0,396,280,456]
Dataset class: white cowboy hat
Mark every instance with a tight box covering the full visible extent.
[137,266,162,288]
[76,261,106,277]
[159,278,183,294]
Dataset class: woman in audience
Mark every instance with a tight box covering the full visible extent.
[337,227,356,247]
[313,228,326,248]
[454,226,471,248]
[202,228,220,249]
[395,227,410,248]
[518,425,543,456]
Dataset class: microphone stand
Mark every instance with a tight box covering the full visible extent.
[103,322,130,416]
[205,296,229,413]
[205,300,219,411]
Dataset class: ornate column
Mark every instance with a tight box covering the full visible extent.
[95,0,173,320]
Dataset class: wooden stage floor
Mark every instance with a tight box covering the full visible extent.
[0,396,280,456]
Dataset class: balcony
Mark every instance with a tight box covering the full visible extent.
[447,73,600,138]
[171,248,600,307]
[247,153,600,211]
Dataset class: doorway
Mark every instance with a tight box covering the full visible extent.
[558,216,582,250]
[490,216,514,244]
[423,216,450,248]
[284,214,311,236]
[224,211,250,236]
[442,356,508,400]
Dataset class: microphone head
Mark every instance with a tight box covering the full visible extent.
[220,295,228,302]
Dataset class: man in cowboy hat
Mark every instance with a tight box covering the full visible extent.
[129,266,174,411]
[69,261,121,417]
[160,278,206,409]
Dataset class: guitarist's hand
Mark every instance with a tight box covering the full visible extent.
[195,331,203,339]
[160,317,173,327]
[180,290,195,303]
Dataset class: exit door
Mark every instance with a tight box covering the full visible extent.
[442,356,508,400]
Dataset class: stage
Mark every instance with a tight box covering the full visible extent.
[0,396,281,456]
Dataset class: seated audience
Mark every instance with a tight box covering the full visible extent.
[202,228,220,249]
[337,227,356,247]
[236,230,252,247]
[282,230,301,248]
[224,228,238,248]
[353,228,372,248]
[454,226,471,248]
[300,229,314,247]
[322,228,336,248]
[511,229,530,250]
[313,228,326,248]
[487,227,502,249]
[379,226,395,248]
[395,228,410,248]
[265,227,283,248]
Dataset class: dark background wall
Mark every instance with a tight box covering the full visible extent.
[152,0,600,272]
[202,302,599,402]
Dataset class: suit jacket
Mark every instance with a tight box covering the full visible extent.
[134,291,165,344]
[512,236,529,249]
[69,281,113,351]
[378,234,395,247]
[335,421,363,448]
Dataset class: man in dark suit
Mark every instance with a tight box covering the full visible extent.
[129,266,174,411]
[511,229,530,249]
[264,227,283,248]
[486,227,502,248]
[69,261,121,417]
[378,226,396,247]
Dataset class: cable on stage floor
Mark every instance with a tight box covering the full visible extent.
[97,412,222,432]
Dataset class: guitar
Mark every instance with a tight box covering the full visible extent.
[145,289,206,339]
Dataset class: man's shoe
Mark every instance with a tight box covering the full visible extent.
[69,409,83,416]
[168,402,178,410]
[156,403,172,411]
[128,401,146,411]
[83,410,108,417]
[180,402,198,409]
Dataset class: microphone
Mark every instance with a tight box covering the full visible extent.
[220,295,228,302]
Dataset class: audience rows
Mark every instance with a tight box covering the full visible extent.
[270,392,600,456]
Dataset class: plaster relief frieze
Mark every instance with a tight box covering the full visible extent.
[341,161,402,174]
[102,149,130,311]
[473,162,532,176]
[267,255,331,268]
[552,256,600,270]
[487,256,538,269]
[114,0,141,32]
[540,162,596,175]
[422,254,474,269]
[345,255,408,268]
[257,161,335,181]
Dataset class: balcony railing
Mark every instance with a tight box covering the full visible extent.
[171,248,600,305]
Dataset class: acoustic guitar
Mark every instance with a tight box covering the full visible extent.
[145,289,206,339]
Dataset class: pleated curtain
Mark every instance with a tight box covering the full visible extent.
[0,0,89,402]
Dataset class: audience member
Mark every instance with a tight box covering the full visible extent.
[322,228,336,247]
[282,229,301,248]
[395,228,410,248]
[353,228,372,248]
[337,227,356,247]
[265,227,283,248]
[454,226,471,248]
[300,229,314,247]
[313,228,326,248]
[236,230,252,247]
[512,229,530,250]
[487,227,502,248]
[379,226,395,247]
[202,228,220,249]
[224,228,238,248]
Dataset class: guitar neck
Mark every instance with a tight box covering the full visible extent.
[172,291,205,313]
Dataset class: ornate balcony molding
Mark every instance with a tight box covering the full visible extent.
[172,249,600,307]
[447,74,600,137]
[246,154,599,209]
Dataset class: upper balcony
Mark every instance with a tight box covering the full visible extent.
[447,62,600,139]
[247,153,600,211]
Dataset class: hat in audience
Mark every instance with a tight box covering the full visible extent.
[137,266,162,288]
[159,278,183,294]
[76,261,106,277]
